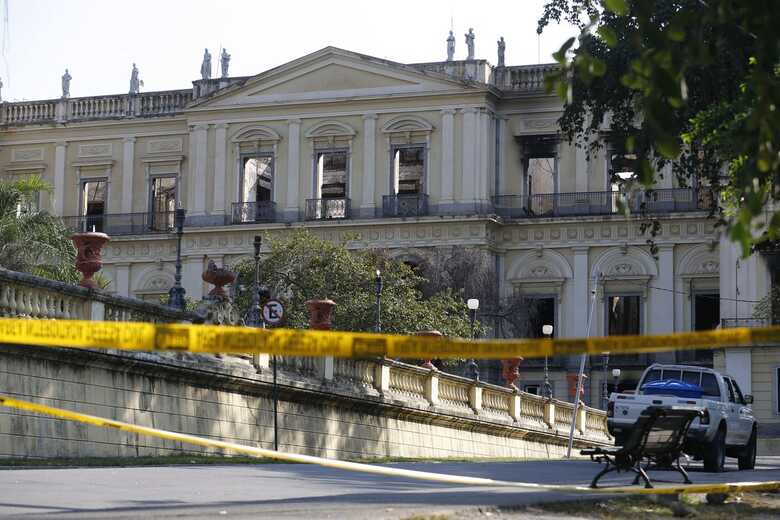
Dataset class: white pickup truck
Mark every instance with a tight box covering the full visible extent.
[608,364,757,472]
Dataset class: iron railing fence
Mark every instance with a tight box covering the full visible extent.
[231,201,276,224]
[382,193,429,217]
[305,197,350,220]
[62,211,175,236]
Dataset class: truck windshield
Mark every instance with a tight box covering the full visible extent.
[701,373,720,399]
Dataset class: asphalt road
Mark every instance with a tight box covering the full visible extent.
[1,457,778,519]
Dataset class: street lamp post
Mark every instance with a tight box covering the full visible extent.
[245,235,278,450]
[168,207,187,311]
[466,298,480,381]
[602,352,611,410]
[542,324,554,399]
[374,269,382,333]
[248,235,263,327]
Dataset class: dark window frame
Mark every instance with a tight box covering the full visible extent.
[240,153,275,204]
[390,144,427,196]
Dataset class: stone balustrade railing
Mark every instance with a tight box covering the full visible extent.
[0,268,199,323]
[258,355,612,444]
[1,89,194,125]
[0,267,609,445]
[0,62,561,127]
[496,63,559,92]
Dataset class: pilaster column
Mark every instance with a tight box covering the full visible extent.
[182,255,204,300]
[285,119,301,216]
[191,124,208,216]
[494,116,505,197]
[440,109,455,205]
[571,246,590,338]
[575,143,589,192]
[213,123,228,215]
[121,137,135,213]
[651,245,675,335]
[479,109,491,202]
[651,244,677,362]
[361,113,377,216]
[114,263,131,297]
[53,141,67,216]
[461,108,477,204]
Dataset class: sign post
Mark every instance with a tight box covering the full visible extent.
[262,299,284,451]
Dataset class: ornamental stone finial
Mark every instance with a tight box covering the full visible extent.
[446,30,455,61]
[497,36,506,67]
[465,28,475,60]
[200,48,212,80]
[220,48,231,78]
[61,69,72,98]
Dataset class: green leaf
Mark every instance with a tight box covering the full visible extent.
[604,0,629,16]
[656,136,681,159]
[597,26,618,47]
[553,37,575,63]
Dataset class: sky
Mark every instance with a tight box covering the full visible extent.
[0,0,578,101]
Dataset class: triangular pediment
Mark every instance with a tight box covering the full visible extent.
[191,47,477,108]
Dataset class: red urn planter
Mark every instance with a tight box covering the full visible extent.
[202,260,237,300]
[71,232,110,289]
[415,330,442,370]
[501,357,524,390]
[306,299,336,330]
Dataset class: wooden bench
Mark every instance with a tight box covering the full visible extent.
[581,406,703,489]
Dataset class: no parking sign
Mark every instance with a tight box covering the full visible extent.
[262,299,284,326]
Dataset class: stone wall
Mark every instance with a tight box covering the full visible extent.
[0,345,610,460]
[714,348,779,455]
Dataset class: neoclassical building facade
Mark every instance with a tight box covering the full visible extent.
[0,45,767,409]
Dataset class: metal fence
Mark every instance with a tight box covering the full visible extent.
[231,201,276,224]
[382,194,429,217]
[305,198,350,220]
[61,212,175,236]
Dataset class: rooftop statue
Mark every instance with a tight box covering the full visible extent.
[446,31,455,62]
[61,69,72,99]
[129,63,142,95]
[221,48,231,78]
[497,37,506,67]
[0,76,3,102]
[201,48,212,80]
[465,28,475,60]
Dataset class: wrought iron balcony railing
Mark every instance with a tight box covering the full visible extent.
[305,197,350,220]
[62,212,175,236]
[720,318,769,329]
[382,193,429,218]
[231,201,276,224]
[493,188,714,219]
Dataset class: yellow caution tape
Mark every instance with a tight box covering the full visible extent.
[0,394,778,496]
[0,318,777,359]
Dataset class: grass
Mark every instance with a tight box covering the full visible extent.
[0,454,286,469]
[511,492,780,519]
[0,454,548,469]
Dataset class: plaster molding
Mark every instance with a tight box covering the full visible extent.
[304,119,356,139]
[381,114,434,134]
[231,124,281,143]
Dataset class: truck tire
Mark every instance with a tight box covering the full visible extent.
[703,426,726,473]
[738,429,757,470]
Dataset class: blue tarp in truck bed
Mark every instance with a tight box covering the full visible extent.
[640,379,704,399]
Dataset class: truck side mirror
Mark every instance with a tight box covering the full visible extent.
[744,394,754,405]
